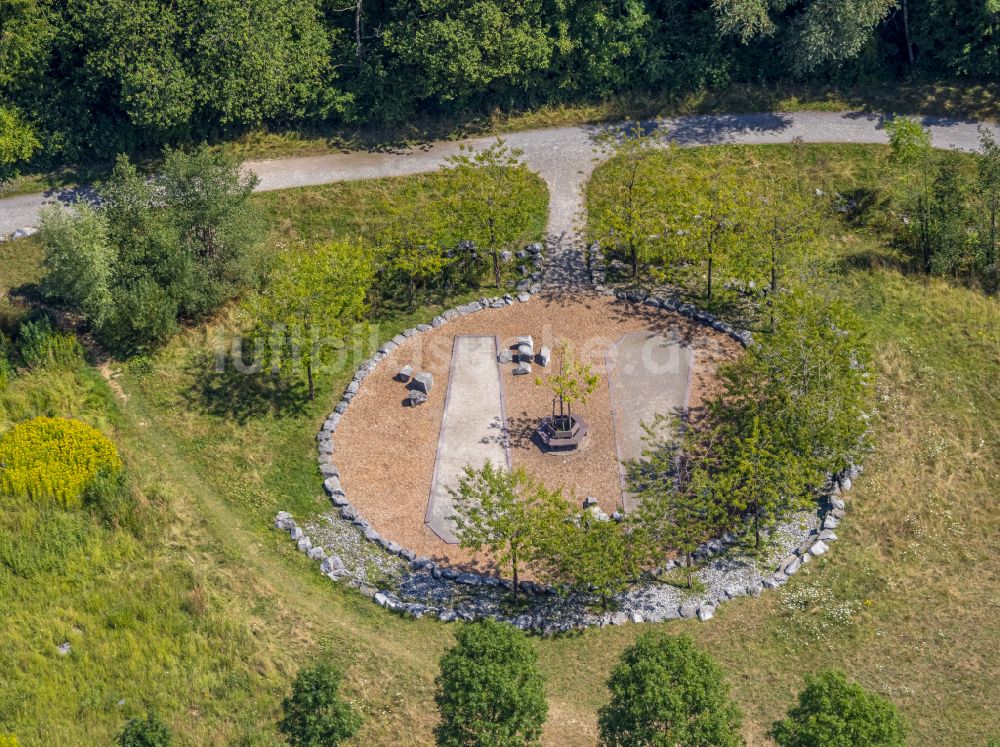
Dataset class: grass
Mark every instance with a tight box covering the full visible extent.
[3,148,1000,744]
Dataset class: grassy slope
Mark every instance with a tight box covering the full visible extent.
[0,170,548,744]
[3,150,999,744]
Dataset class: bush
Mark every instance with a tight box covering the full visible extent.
[0,416,123,509]
[15,318,82,370]
[0,733,17,747]
[434,620,547,747]
[117,713,172,747]
[772,670,906,747]
[598,632,743,747]
[278,662,362,747]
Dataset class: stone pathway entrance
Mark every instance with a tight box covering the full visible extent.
[425,335,510,542]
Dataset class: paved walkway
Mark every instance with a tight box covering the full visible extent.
[3,112,996,242]
[607,332,692,512]
[426,335,509,543]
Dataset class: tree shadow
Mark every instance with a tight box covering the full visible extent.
[182,349,309,424]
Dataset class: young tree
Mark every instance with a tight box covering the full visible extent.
[535,342,600,429]
[278,662,362,747]
[378,222,452,309]
[252,238,374,400]
[159,145,266,318]
[588,123,673,278]
[718,415,808,549]
[598,632,743,747]
[535,509,639,609]
[928,156,976,278]
[444,139,541,288]
[39,203,114,326]
[448,462,567,604]
[434,620,547,747]
[117,713,172,747]
[885,116,935,271]
[772,670,907,747]
[977,125,1000,272]
[629,425,726,589]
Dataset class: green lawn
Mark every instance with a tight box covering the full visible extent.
[2,147,999,745]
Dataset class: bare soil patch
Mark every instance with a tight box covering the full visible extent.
[332,292,739,566]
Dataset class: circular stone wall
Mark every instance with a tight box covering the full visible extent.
[331,292,741,564]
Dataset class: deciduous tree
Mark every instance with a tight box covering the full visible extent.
[278,663,362,747]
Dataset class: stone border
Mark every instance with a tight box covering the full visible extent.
[276,239,865,626]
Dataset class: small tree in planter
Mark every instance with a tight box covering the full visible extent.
[535,343,599,445]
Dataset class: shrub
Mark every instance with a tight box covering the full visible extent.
[15,318,82,370]
[0,417,123,509]
[0,734,18,747]
[117,713,172,747]
[278,662,362,747]
[434,620,547,747]
[772,670,906,747]
[598,632,743,747]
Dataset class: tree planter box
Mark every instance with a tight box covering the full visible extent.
[537,414,589,449]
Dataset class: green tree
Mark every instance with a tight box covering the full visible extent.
[117,713,172,747]
[598,632,743,747]
[448,462,568,604]
[588,124,673,278]
[977,126,1000,272]
[719,415,808,549]
[629,425,725,589]
[444,139,541,288]
[434,620,547,747]
[928,156,977,278]
[252,238,374,400]
[683,158,745,302]
[535,509,639,609]
[278,662,362,747]
[0,105,39,177]
[885,116,935,271]
[378,221,452,309]
[39,203,114,326]
[159,145,265,319]
[772,670,907,747]
[535,342,599,429]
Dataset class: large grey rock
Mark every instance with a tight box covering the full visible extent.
[297,536,313,553]
[516,343,533,361]
[411,372,433,394]
[396,365,413,382]
[498,349,513,364]
[514,362,531,376]
[697,605,715,621]
[784,556,802,575]
[830,496,846,511]
[823,515,840,530]
[679,604,698,619]
[324,476,345,496]
[809,540,829,556]
[405,390,427,407]
[537,346,551,366]
[307,546,327,561]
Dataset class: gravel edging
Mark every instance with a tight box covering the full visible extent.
[275,239,866,630]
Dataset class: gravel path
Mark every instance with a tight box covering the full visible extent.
[3,111,996,243]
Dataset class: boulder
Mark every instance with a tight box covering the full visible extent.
[396,365,413,382]
[809,540,829,556]
[840,477,853,492]
[516,343,533,361]
[818,529,838,541]
[823,515,840,530]
[498,349,513,364]
[297,536,312,553]
[537,346,551,366]
[830,496,846,511]
[411,372,433,394]
[405,390,428,407]
[631,612,644,624]
[679,604,698,619]
[784,556,802,575]
[307,546,327,561]
[513,362,532,376]
[697,605,715,621]
[517,292,530,303]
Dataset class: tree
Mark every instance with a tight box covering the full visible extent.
[159,145,265,319]
[885,116,935,271]
[434,620,547,747]
[444,139,541,288]
[39,203,114,326]
[0,105,39,178]
[117,713,172,747]
[719,415,808,549]
[598,632,743,747]
[772,670,907,747]
[535,342,599,429]
[683,158,745,302]
[628,424,726,588]
[448,462,568,604]
[278,662,362,747]
[589,123,673,278]
[977,126,1000,272]
[534,509,639,609]
[252,238,374,400]
[378,221,452,309]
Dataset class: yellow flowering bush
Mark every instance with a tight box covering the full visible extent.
[0,734,18,747]
[0,417,122,509]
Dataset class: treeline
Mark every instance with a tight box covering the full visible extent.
[2,0,999,170]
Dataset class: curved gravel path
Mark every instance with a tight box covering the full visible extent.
[2,111,996,250]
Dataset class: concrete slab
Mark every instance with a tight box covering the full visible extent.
[426,335,510,543]
[607,331,692,512]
